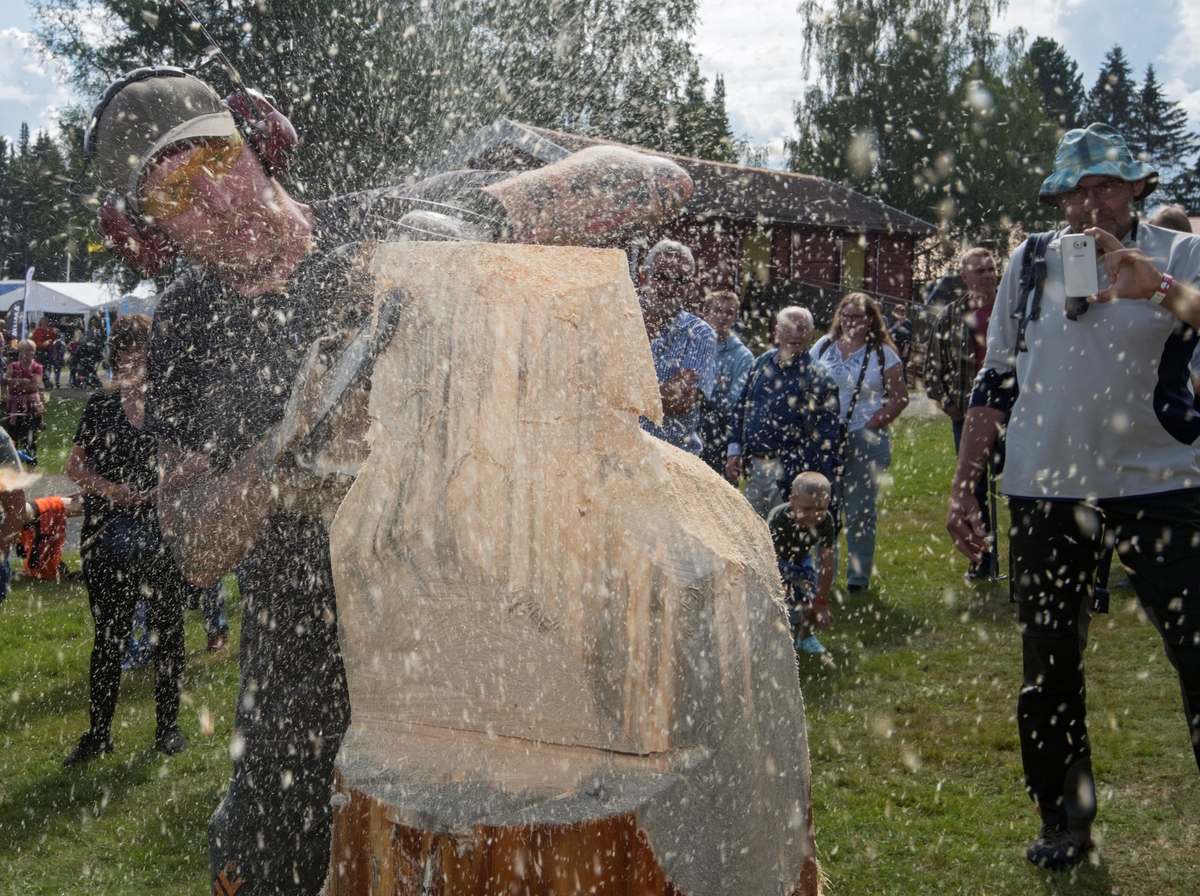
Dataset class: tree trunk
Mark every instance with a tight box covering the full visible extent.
[328,242,818,895]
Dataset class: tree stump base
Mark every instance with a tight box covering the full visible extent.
[329,781,819,895]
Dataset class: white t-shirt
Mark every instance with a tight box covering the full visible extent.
[811,336,902,433]
[981,222,1200,500]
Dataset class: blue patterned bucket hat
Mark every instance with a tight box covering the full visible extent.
[1038,123,1158,207]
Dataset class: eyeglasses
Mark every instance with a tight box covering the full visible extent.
[653,272,691,284]
[140,131,245,222]
[839,310,867,321]
[1056,179,1128,207]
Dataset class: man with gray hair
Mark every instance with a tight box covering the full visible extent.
[725,305,841,517]
[637,239,717,453]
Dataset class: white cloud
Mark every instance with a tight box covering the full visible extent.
[693,0,1200,170]
[0,26,72,143]
[693,0,808,164]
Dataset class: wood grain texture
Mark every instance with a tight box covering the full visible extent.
[329,242,817,894]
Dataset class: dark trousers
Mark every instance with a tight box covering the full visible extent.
[209,514,350,896]
[81,545,187,742]
[7,411,41,462]
[34,348,51,387]
[1008,493,1200,829]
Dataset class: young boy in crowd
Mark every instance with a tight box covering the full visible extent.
[768,471,836,654]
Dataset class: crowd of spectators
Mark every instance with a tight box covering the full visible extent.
[638,238,911,653]
[7,78,1199,887]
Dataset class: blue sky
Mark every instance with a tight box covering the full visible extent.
[2,0,1198,171]
[0,0,71,145]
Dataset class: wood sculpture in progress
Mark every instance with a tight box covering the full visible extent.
[325,241,819,895]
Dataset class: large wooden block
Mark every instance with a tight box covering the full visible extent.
[329,242,816,895]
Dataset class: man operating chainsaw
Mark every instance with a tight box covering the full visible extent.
[83,66,692,895]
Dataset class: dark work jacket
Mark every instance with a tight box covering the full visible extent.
[727,349,842,490]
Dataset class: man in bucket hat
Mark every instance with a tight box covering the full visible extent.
[81,67,692,895]
[946,122,1200,870]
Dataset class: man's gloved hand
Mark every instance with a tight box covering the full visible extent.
[258,286,404,519]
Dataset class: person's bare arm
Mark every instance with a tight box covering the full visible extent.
[67,444,153,507]
[157,441,272,587]
[483,146,693,246]
[1087,227,1200,327]
[946,406,1005,562]
[866,363,910,429]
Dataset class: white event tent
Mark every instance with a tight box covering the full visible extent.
[22,281,159,317]
[3,281,159,332]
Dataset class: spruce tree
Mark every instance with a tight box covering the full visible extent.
[1133,64,1196,179]
[1028,37,1085,130]
[1084,45,1137,134]
[706,75,738,163]
[0,136,12,279]
[1167,157,1200,215]
[671,65,737,163]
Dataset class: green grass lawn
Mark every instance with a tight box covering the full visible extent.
[38,393,87,475]
[1,415,1197,895]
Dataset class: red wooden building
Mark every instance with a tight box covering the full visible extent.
[434,119,938,335]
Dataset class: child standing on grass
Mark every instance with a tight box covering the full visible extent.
[768,471,836,655]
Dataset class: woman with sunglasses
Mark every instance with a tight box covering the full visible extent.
[812,293,909,592]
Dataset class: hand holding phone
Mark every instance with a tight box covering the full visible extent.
[1063,235,1099,298]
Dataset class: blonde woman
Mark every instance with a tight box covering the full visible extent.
[3,340,45,464]
[811,293,909,591]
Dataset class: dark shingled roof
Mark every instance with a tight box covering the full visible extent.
[429,118,938,238]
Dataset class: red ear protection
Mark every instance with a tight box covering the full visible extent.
[97,192,177,278]
[225,89,298,176]
[91,77,298,278]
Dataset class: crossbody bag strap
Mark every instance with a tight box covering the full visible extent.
[830,342,873,464]
[1013,231,1052,353]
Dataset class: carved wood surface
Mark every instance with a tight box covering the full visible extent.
[328,242,817,894]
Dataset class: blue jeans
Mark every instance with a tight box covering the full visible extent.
[744,456,785,520]
[837,426,891,588]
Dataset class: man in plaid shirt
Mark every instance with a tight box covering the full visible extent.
[925,247,999,579]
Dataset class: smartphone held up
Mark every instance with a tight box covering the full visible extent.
[1063,235,1099,297]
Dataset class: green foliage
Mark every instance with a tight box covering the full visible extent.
[33,0,737,204]
[789,0,1058,257]
[668,66,738,162]
[1131,65,1196,182]
[0,113,104,284]
[1084,45,1137,135]
[1166,155,1200,215]
[1028,36,1085,130]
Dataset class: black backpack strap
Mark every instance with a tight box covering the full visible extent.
[876,345,888,403]
[1013,231,1052,353]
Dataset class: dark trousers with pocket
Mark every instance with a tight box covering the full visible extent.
[1008,492,1200,829]
[82,543,187,743]
[208,513,350,896]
